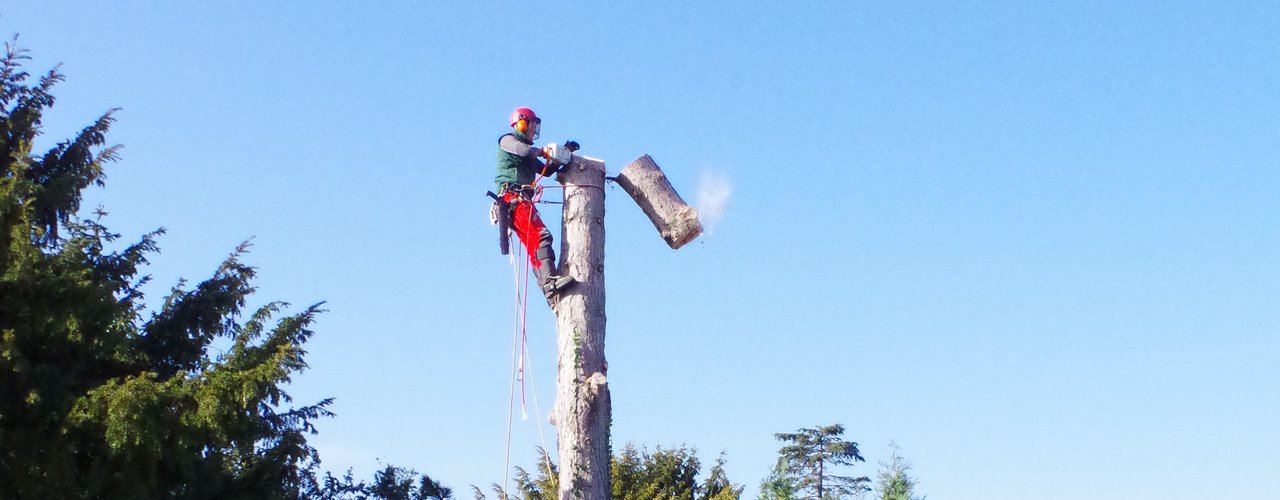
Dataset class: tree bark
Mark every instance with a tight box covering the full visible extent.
[614,155,702,249]
[552,156,610,500]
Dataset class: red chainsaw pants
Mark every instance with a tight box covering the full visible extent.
[503,191,552,269]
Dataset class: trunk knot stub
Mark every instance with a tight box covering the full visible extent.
[586,372,607,397]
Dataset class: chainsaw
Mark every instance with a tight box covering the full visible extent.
[540,140,580,176]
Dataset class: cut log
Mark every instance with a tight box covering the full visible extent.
[553,156,611,500]
[615,155,703,249]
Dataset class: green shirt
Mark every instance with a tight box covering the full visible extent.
[495,131,543,190]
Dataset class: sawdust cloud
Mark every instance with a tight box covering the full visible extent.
[695,170,731,235]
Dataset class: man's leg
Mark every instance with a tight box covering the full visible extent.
[532,242,573,298]
[504,192,543,262]
[506,193,575,302]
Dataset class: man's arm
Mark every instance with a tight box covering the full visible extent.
[499,134,546,158]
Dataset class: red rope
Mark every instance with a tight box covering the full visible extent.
[519,251,529,419]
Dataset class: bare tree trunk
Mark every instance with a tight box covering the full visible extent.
[552,156,610,499]
[818,456,824,499]
[615,155,702,249]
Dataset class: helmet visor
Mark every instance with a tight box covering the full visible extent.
[528,118,541,140]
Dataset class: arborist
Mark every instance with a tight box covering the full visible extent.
[495,107,575,304]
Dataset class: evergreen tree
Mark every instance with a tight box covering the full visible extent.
[477,444,741,500]
[699,453,744,500]
[756,458,799,500]
[772,424,869,499]
[0,38,334,498]
[306,465,454,499]
[510,446,559,500]
[367,464,453,500]
[873,444,923,500]
[611,443,699,499]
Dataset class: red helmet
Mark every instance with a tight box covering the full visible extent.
[510,107,539,127]
[509,107,541,139]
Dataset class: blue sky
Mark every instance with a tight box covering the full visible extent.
[7,2,1279,498]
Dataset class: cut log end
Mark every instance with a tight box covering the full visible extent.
[661,206,703,249]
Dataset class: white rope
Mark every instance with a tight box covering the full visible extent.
[520,325,557,479]
[499,192,561,494]
[502,238,524,498]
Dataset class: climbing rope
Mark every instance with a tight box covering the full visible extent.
[500,179,557,497]
[521,309,555,484]
[502,241,524,496]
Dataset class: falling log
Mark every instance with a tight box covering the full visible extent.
[615,155,703,249]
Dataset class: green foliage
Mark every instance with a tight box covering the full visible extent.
[309,464,454,500]
[495,446,559,500]
[699,453,744,500]
[477,444,741,500]
[0,37,341,498]
[756,458,799,500]
[772,424,869,499]
[873,444,923,500]
[611,443,699,499]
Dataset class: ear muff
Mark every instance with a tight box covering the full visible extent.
[515,119,528,134]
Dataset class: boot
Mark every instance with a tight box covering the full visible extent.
[534,246,576,301]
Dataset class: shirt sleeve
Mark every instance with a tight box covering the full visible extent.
[499,134,541,158]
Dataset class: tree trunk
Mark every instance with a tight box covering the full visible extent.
[552,156,611,499]
[614,155,702,249]
[817,454,825,499]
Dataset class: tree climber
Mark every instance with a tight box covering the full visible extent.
[496,107,575,304]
